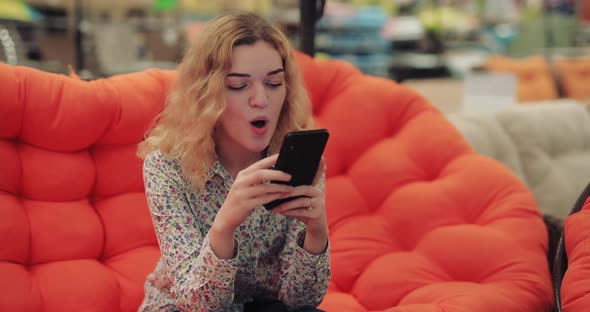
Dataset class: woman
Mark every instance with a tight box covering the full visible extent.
[137,11,330,312]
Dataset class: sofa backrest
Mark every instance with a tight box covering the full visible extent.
[448,102,590,219]
[0,63,175,311]
[296,55,552,311]
[447,112,526,181]
[496,102,590,218]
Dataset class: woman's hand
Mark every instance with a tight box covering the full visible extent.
[210,154,294,259]
[272,158,328,254]
[213,154,294,234]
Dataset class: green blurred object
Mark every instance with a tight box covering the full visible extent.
[153,0,177,12]
[506,12,578,56]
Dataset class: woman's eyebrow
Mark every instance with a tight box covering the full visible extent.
[226,68,284,78]
[266,68,284,76]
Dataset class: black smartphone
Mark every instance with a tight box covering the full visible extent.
[263,129,330,210]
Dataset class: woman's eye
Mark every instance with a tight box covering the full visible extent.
[226,84,247,91]
[266,81,284,88]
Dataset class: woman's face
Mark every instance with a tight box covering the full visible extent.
[216,40,287,156]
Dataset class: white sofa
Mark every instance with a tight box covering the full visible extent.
[447,101,590,219]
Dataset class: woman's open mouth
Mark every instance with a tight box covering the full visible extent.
[251,120,267,128]
[250,117,269,135]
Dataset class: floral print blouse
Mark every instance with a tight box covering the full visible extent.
[138,150,331,312]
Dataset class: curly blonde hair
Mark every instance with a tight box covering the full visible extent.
[138,11,313,190]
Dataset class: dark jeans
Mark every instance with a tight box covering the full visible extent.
[243,300,324,312]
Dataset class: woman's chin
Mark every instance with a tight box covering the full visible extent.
[242,129,275,155]
[248,143,271,154]
[250,144,268,153]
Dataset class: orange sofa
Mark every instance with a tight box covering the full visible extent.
[553,57,590,101]
[484,55,590,103]
[554,183,590,312]
[485,55,559,103]
[0,53,553,311]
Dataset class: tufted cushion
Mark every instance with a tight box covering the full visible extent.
[495,102,590,219]
[553,57,590,100]
[446,112,525,182]
[1,53,552,311]
[0,63,175,311]
[485,55,558,102]
[562,197,590,311]
[295,54,552,311]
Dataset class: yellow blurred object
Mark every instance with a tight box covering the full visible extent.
[180,0,272,16]
[314,52,330,60]
[0,0,35,22]
[418,6,476,34]
[351,0,396,16]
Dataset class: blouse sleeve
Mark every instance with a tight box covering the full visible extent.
[143,151,239,312]
[278,172,331,309]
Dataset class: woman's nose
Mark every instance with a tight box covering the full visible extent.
[249,83,269,108]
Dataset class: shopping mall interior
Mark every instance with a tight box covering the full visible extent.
[2,1,590,311]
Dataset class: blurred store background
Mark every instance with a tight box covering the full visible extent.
[2,0,590,110]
